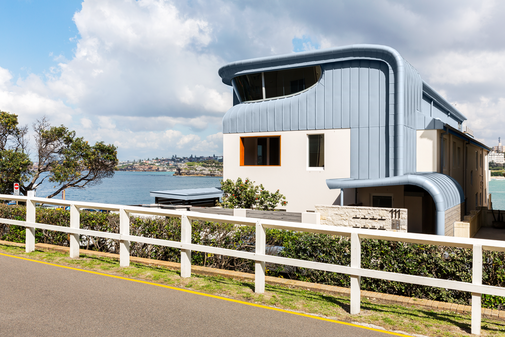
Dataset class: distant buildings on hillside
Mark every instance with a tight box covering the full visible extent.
[116,154,223,172]
[489,138,504,164]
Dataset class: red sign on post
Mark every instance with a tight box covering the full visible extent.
[13,183,19,196]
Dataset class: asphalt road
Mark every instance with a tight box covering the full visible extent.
[0,254,401,336]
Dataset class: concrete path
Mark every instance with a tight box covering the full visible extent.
[0,254,403,337]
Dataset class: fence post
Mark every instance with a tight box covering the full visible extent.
[180,214,192,278]
[255,220,266,293]
[233,208,247,217]
[119,208,130,267]
[350,232,361,315]
[25,191,36,253]
[69,205,80,258]
[301,212,320,225]
[472,244,483,335]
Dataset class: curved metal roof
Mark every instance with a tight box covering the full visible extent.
[326,172,464,211]
[326,172,464,235]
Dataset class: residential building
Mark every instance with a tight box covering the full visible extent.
[489,151,504,164]
[218,44,490,235]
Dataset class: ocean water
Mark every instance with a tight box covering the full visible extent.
[489,179,505,210]
[35,171,223,206]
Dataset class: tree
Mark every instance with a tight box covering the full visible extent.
[219,177,287,210]
[0,111,118,198]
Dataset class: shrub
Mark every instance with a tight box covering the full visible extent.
[219,177,287,210]
[1,205,504,309]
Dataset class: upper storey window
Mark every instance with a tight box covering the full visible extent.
[233,66,322,102]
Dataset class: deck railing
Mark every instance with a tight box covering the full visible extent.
[1,192,505,335]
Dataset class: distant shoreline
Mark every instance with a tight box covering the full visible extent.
[491,176,505,180]
[173,174,223,177]
[116,170,175,173]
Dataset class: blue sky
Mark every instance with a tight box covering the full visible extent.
[0,1,82,77]
[0,0,504,160]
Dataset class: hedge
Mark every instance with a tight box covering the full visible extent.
[1,205,504,309]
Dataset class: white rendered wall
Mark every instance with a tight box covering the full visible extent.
[416,130,439,172]
[223,129,351,212]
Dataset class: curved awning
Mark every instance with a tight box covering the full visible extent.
[326,173,464,235]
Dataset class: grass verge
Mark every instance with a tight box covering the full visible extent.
[1,243,504,336]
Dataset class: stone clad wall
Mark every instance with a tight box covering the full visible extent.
[315,205,407,232]
[454,207,481,238]
[444,204,462,236]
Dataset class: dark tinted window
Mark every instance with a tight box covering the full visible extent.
[308,134,324,168]
[241,136,281,166]
[233,66,321,102]
[372,196,392,208]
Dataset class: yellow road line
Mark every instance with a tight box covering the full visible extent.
[0,252,409,336]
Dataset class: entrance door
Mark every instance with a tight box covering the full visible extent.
[405,196,423,233]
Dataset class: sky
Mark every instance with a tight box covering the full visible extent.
[1,0,505,161]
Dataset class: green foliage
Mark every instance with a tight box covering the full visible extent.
[490,171,504,177]
[0,111,31,194]
[219,177,287,210]
[2,204,505,310]
[202,160,220,166]
[0,150,31,194]
[0,111,118,197]
[489,161,504,169]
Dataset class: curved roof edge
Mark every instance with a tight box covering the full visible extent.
[218,44,403,85]
[423,82,466,123]
[326,172,464,212]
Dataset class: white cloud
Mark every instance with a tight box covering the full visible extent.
[81,117,93,129]
[0,67,13,89]
[426,51,505,86]
[191,132,222,152]
[45,0,230,120]
[0,67,74,126]
[177,134,200,148]
[3,0,505,158]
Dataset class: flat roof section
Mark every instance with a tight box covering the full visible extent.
[150,187,223,207]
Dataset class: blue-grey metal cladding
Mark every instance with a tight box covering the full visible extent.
[224,60,393,179]
[219,45,470,235]
[326,172,464,235]
[220,44,467,180]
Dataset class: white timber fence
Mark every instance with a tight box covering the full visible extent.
[1,192,505,336]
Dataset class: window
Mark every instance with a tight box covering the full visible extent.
[452,142,456,167]
[372,196,393,208]
[457,147,461,167]
[308,134,324,168]
[232,73,263,101]
[443,138,449,169]
[240,136,280,166]
[233,66,322,102]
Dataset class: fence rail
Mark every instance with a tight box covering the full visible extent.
[1,192,505,335]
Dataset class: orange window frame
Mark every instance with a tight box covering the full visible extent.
[240,136,281,166]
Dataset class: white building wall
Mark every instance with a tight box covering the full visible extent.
[416,130,439,172]
[223,129,351,212]
[488,151,504,164]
